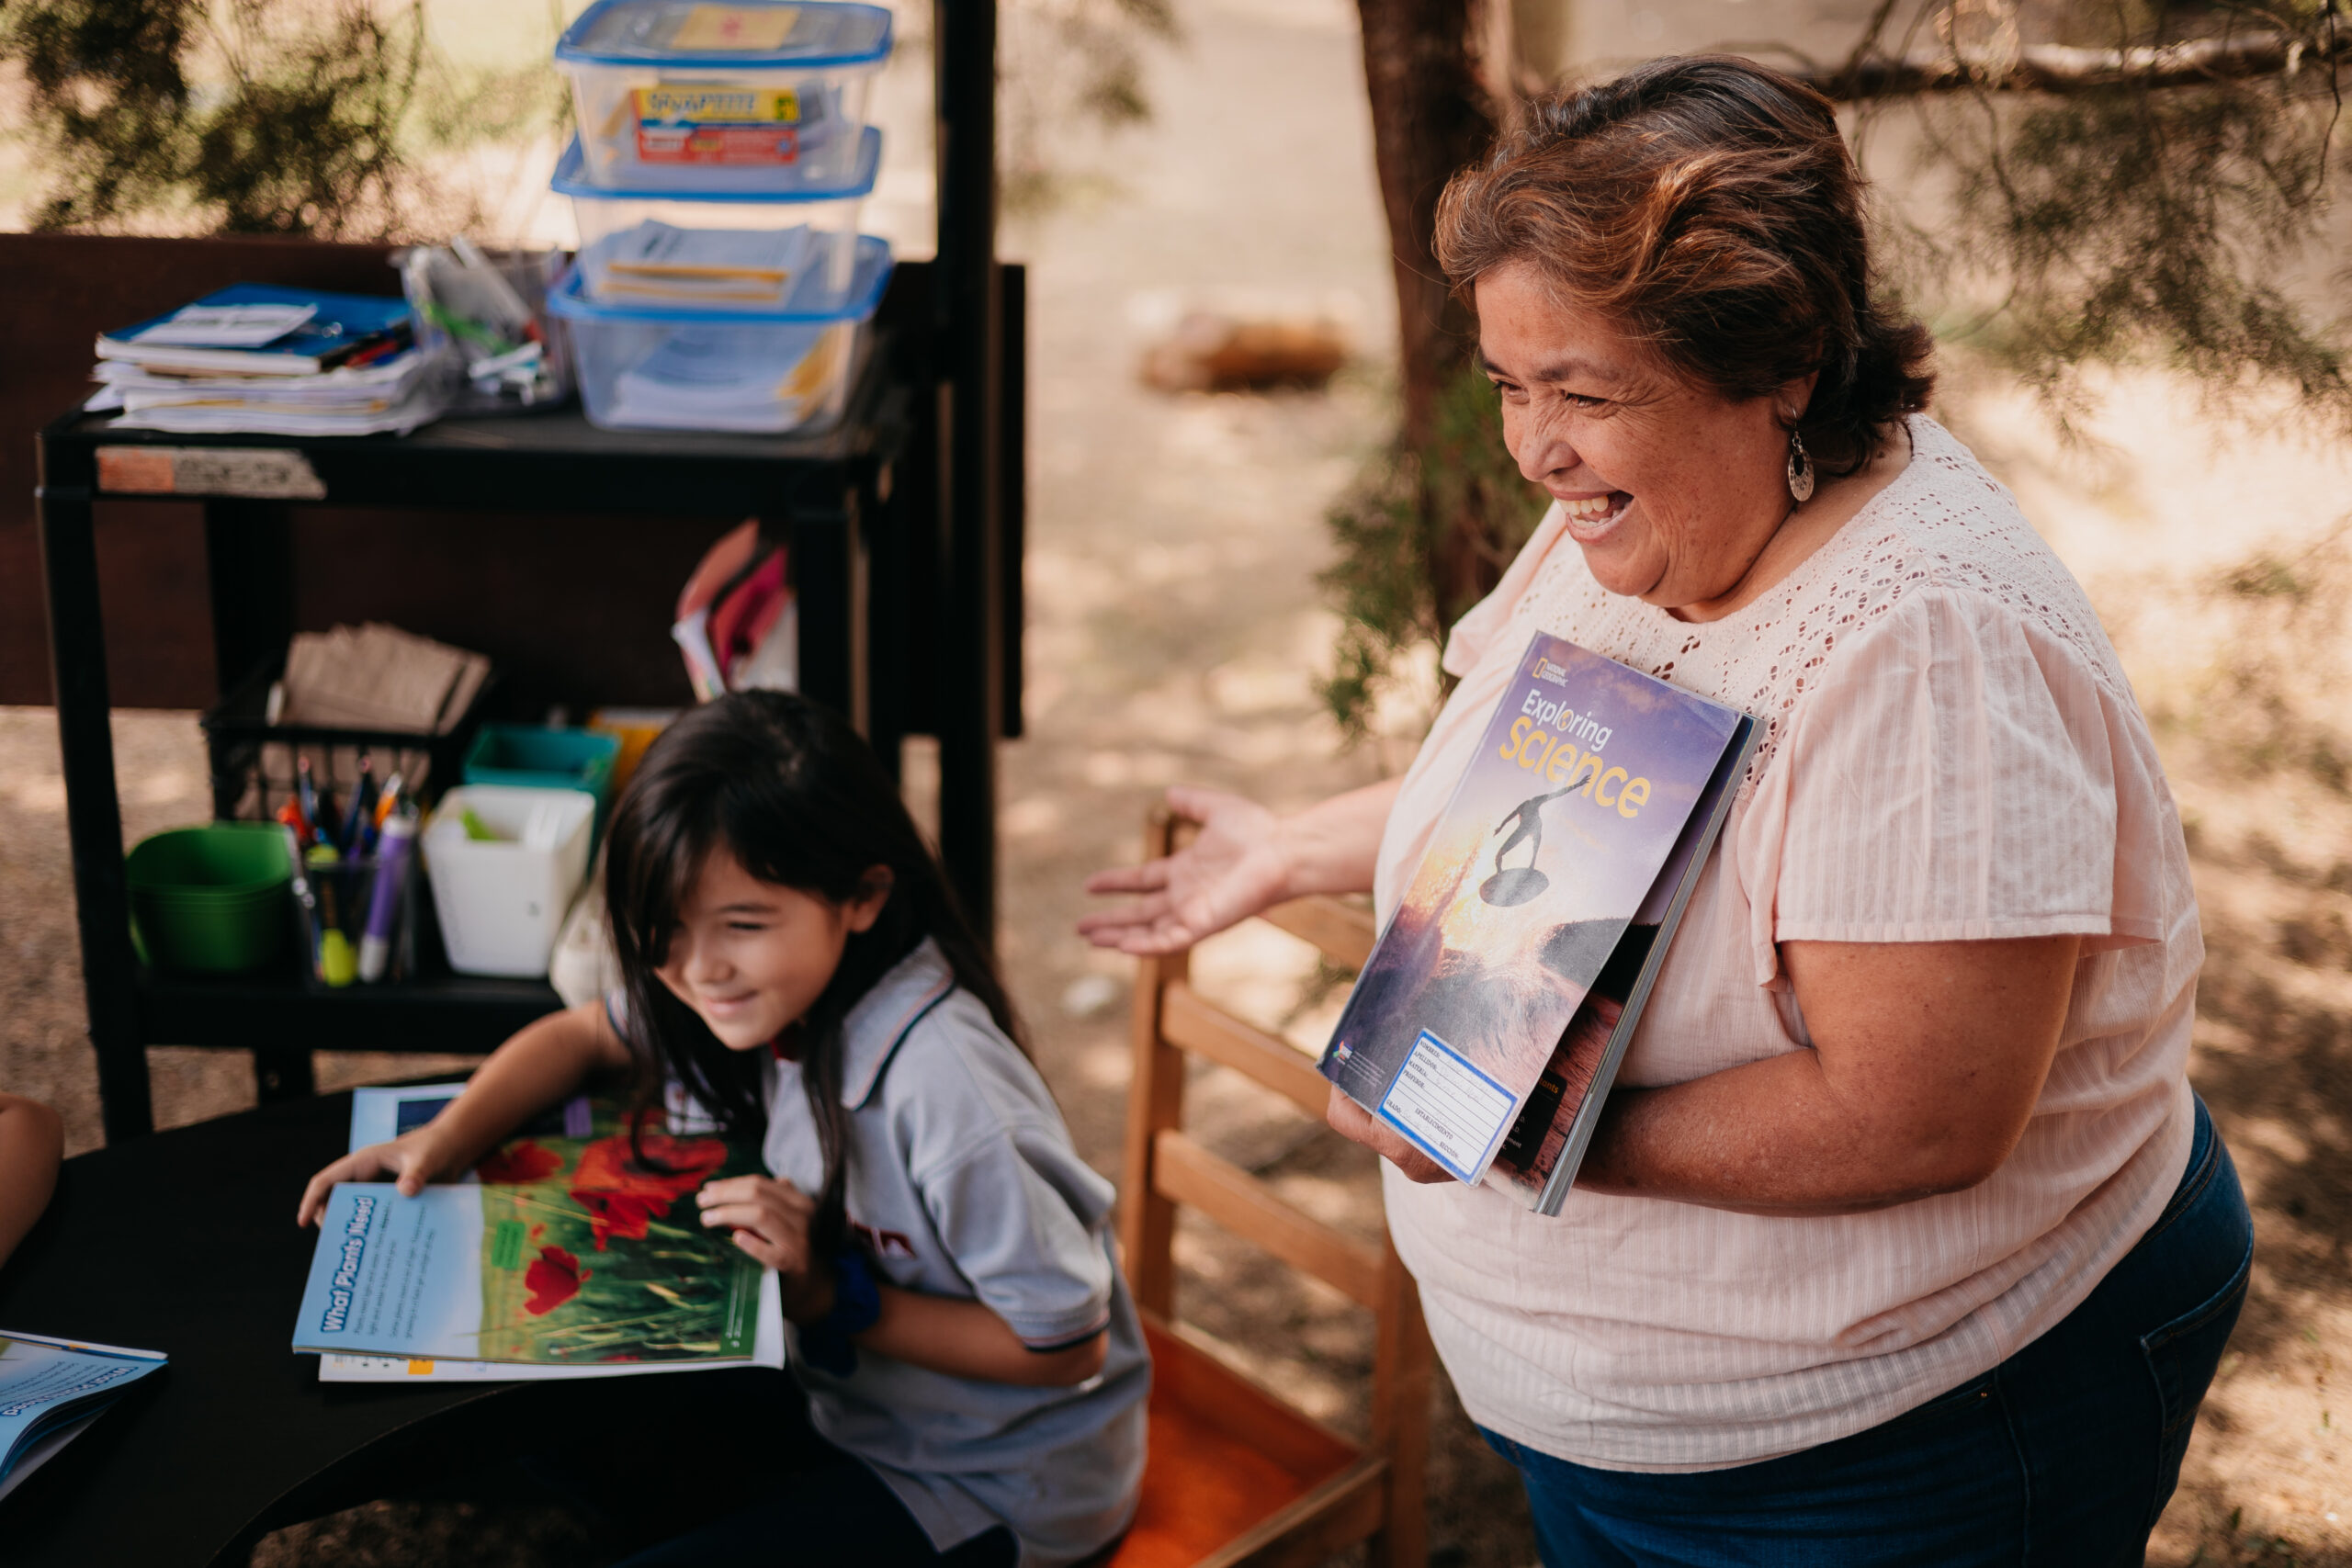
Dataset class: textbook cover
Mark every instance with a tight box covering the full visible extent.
[1319,631,1751,1190]
[1487,715,1758,1213]
[295,1100,766,1367]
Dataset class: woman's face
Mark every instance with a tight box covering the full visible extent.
[655,849,889,1051]
[1476,261,1804,615]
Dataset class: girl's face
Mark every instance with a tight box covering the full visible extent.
[654,849,891,1051]
[1475,260,1810,617]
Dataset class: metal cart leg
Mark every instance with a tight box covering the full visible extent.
[787,503,862,735]
[37,471,153,1141]
[201,499,312,1104]
[934,0,1004,945]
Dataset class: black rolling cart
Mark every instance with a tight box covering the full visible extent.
[35,0,1016,1147]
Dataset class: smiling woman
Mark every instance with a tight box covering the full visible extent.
[1083,54,2251,1568]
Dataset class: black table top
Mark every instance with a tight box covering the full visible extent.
[0,1092,514,1566]
[36,333,912,517]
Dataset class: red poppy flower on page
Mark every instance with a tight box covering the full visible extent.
[569,1127,729,1249]
[477,1139,564,1185]
[525,1245,590,1315]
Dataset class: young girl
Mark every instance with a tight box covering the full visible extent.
[299,692,1149,1567]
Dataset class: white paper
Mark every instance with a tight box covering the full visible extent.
[1375,1029,1520,1183]
[609,324,842,433]
[582,221,813,307]
[108,382,447,436]
[99,346,441,409]
[130,302,317,347]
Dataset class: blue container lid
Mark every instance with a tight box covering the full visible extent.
[553,126,880,202]
[557,0,892,69]
[545,232,894,324]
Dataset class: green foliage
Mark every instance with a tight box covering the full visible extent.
[1319,362,1551,744]
[7,0,432,236]
[1001,0,1179,216]
[4,0,572,238]
[1890,6,2351,433]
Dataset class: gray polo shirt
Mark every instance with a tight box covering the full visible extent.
[676,940,1149,1565]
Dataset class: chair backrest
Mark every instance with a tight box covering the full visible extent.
[1118,809,1432,1568]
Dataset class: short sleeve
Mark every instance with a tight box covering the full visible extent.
[918,1123,1117,1350]
[1736,585,2149,986]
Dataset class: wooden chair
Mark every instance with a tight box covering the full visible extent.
[1103,810,1433,1568]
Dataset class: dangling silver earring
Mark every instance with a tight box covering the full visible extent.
[1785,427,1815,504]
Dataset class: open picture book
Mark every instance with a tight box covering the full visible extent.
[1320,631,1757,1214]
[0,1332,168,1504]
[300,1086,783,1380]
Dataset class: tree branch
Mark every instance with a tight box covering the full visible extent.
[1792,28,2352,99]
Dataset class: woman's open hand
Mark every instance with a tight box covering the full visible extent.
[1079,786,1295,954]
[697,1175,835,1321]
[1325,1083,1450,1184]
[296,1129,457,1226]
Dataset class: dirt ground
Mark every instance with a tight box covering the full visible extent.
[6,0,2352,1562]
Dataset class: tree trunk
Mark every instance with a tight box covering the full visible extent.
[1354,0,1498,451]
[1353,0,1515,625]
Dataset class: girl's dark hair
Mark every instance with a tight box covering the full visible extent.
[1434,54,1935,476]
[602,691,1022,1257]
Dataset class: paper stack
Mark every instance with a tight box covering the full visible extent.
[607,320,849,433]
[277,623,492,735]
[88,283,451,436]
[580,220,816,308]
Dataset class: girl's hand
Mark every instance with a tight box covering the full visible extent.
[296,1129,457,1226]
[696,1175,836,1321]
[1079,786,1295,954]
[1324,1083,1449,1184]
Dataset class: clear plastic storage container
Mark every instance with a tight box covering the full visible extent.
[556,0,893,191]
[555,128,878,313]
[545,233,894,434]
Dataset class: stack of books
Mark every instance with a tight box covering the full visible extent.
[86,283,451,436]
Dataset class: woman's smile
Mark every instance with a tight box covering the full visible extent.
[1558,491,1633,542]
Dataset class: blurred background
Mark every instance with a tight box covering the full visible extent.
[3,0,2350,1562]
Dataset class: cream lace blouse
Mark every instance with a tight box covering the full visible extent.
[1373,416,2201,1472]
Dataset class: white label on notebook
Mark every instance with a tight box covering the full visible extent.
[1376,1030,1519,1183]
[130,303,318,346]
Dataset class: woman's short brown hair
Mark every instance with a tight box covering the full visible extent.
[1436,55,1934,476]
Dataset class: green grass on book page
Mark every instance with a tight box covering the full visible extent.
[470,1100,764,1366]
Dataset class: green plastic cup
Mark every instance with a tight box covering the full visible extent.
[126,824,292,974]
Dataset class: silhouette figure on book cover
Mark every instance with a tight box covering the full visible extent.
[1481,788,1578,907]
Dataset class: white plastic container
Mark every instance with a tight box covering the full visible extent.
[556,128,877,312]
[424,785,596,978]
[545,233,893,434]
[556,0,893,191]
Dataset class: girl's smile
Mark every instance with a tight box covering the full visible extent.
[656,851,890,1050]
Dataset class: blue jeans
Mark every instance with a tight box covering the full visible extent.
[1483,1096,2252,1566]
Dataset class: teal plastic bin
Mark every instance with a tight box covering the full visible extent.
[461,725,621,850]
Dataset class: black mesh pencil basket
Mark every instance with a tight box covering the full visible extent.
[200,656,498,825]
